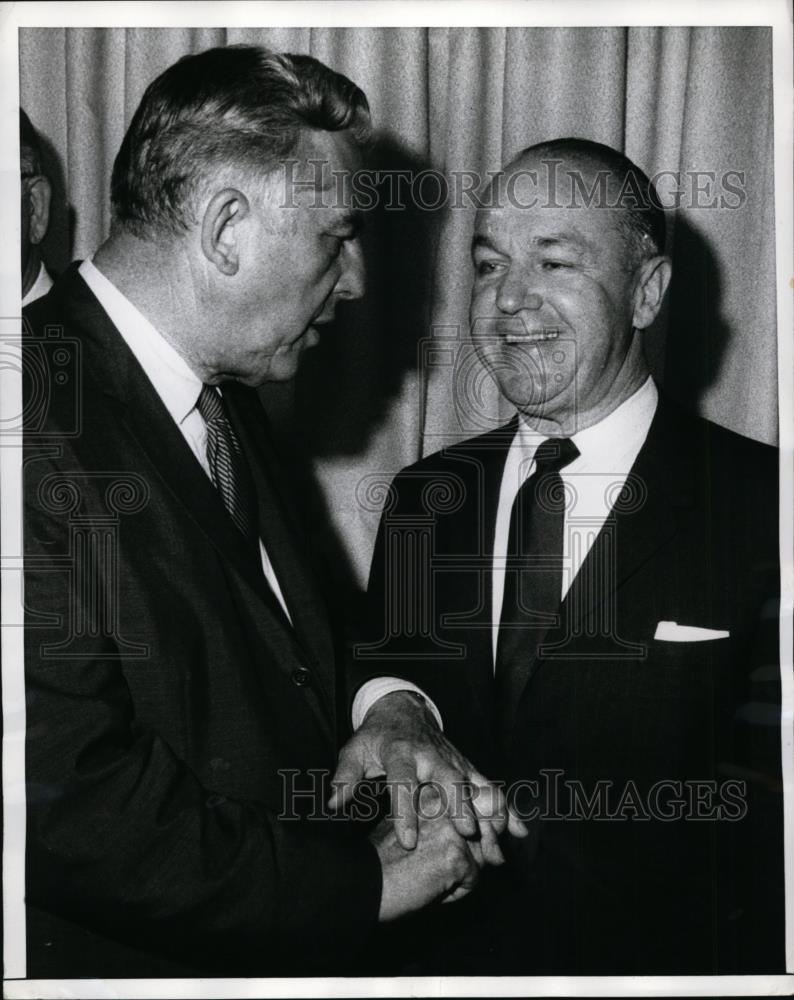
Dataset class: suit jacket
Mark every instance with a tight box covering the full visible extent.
[358,398,784,975]
[22,265,381,978]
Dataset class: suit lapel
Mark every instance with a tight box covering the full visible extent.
[63,275,268,597]
[223,384,336,703]
[117,367,337,733]
[56,267,336,738]
[537,399,696,667]
[444,421,517,674]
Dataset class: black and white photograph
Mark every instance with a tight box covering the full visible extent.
[1,1,792,996]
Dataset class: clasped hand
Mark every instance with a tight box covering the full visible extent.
[328,690,528,921]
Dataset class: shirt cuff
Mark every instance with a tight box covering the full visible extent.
[351,677,444,731]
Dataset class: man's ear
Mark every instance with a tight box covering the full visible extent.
[632,255,672,330]
[27,176,51,245]
[201,188,249,276]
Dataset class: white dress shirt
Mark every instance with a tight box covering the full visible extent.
[22,261,53,306]
[352,378,659,729]
[78,258,292,623]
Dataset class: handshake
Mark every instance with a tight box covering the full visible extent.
[328,690,529,922]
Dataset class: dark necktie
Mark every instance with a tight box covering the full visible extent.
[494,436,580,739]
[196,384,259,547]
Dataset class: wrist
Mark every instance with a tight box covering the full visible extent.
[362,689,438,731]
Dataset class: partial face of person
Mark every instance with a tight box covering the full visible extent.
[21,181,30,272]
[20,169,51,275]
[214,128,365,386]
[470,157,649,431]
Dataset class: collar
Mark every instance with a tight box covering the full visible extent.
[516,376,659,472]
[78,257,203,425]
[22,261,54,307]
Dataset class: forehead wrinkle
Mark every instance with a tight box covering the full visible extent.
[471,225,593,261]
[534,230,589,248]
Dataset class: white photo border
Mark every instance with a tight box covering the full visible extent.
[2,2,792,997]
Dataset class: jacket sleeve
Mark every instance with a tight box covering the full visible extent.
[352,467,457,714]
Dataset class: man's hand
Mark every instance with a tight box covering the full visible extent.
[371,811,481,921]
[329,690,528,857]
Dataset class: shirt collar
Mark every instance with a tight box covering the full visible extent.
[22,261,54,307]
[78,257,203,425]
[516,377,659,471]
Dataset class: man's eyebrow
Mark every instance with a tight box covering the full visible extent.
[471,234,501,255]
[533,232,591,253]
[470,231,594,257]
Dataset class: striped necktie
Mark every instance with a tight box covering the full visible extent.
[196,384,259,546]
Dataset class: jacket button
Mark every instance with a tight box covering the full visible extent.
[292,667,311,687]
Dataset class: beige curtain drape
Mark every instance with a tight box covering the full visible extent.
[20,26,777,590]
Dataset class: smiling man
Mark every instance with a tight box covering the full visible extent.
[22,46,493,978]
[355,138,784,974]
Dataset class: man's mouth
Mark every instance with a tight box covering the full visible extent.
[505,328,560,343]
[301,326,321,348]
[298,312,333,346]
[312,304,336,327]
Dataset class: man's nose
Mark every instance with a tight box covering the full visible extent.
[495,272,542,314]
[336,239,366,301]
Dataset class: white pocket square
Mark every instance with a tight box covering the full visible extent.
[654,621,730,642]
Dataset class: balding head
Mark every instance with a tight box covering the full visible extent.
[500,138,666,271]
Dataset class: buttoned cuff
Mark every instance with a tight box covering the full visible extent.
[351,677,444,731]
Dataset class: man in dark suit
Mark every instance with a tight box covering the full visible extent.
[353,138,784,974]
[22,45,498,978]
